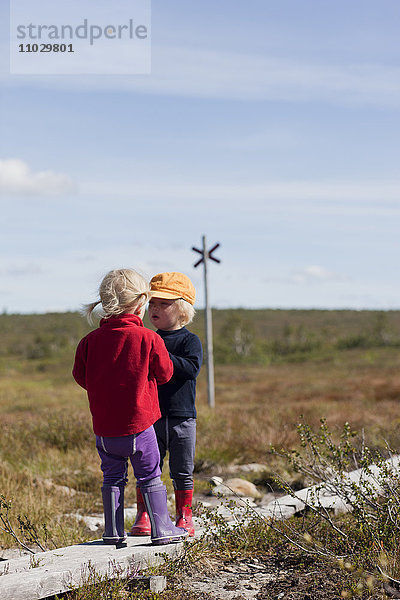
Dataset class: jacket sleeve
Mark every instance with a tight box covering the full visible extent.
[150,335,174,385]
[72,338,88,389]
[170,335,203,381]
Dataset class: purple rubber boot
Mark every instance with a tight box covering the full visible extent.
[101,485,127,545]
[142,484,188,546]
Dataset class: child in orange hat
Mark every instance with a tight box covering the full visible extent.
[130,272,203,537]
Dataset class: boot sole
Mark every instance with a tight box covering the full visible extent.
[103,536,127,544]
[151,536,187,545]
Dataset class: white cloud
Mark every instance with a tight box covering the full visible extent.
[225,129,298,151]
[3,47,400,107]
[264,265,348,287]
[0,261,45,277]
[0,243,201,313]
[292,265,347,285]
[81,178,400,215]
[0,159,76,196]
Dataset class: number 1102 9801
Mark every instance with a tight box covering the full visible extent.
[18,43,74,53]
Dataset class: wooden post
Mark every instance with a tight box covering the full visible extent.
[192,236,220,409]
[202,235,215,409]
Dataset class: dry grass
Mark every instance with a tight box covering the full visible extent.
[0,313,400,551]
[194,348,400,470]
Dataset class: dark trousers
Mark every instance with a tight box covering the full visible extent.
[153,417,196,490]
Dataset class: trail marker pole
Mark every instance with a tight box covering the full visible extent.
[192,235,221,408]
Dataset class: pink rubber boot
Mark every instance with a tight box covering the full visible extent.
[129,487,151,536]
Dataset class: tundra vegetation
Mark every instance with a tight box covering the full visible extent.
[0,309,400,598]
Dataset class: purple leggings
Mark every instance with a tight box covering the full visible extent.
[96,425,161,488]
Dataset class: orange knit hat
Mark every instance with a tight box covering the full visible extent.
[150,272,196,305]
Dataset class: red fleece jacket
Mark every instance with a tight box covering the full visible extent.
[72,314,173,436]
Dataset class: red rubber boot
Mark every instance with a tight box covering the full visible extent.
[129,487,151,536]
[175,489,195,537]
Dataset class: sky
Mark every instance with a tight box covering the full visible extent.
[1,0,400,313]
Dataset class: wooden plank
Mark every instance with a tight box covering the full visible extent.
[211,455,400,524]
[265,455,400,518]
[0,536,185,600]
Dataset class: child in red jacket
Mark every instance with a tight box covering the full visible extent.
[73,268,187,546]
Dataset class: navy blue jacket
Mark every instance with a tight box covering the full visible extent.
[156,327,203,418]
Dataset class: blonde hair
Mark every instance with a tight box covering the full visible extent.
[176,298,196,327]
[84,269,150,323]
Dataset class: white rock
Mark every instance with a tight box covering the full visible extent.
[66,514,104,532]
[237,463,269,474]
[209,476,223,486]
[40,479,77,496]
[212,478,261,499]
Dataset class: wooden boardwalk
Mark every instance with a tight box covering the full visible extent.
[259,454,400,521]
[0,535,185,600]
[1,454,399,600]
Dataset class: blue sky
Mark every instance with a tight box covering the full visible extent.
[1,0,400,313]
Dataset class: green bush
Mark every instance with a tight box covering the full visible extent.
[271,418,400,587]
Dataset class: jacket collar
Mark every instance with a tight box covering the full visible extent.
[100,313,144,327]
